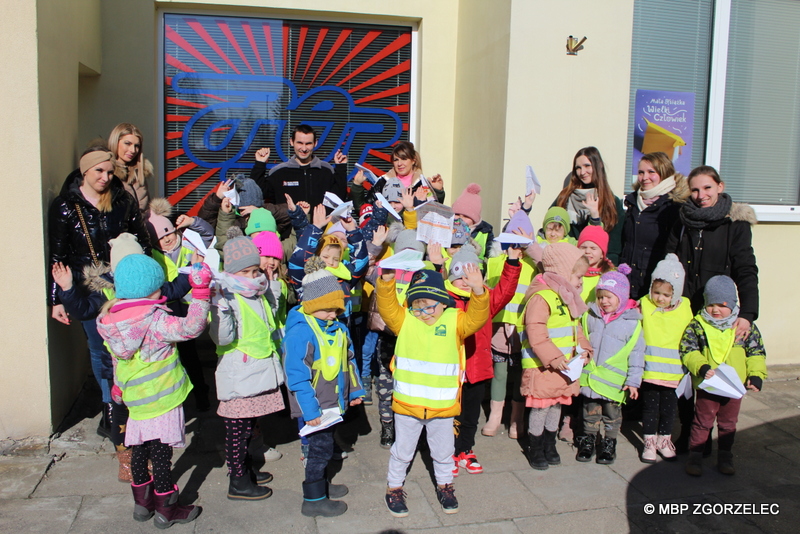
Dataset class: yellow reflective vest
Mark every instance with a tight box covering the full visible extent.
[519,289,579,369]
[486,255,536,326]
[392,307,463,416]
[581,275,600,304]
[215,294,277,359]
[152,247,192,282]
[113,346,192,421]
[640,297,692,382]
[579,316,642,403]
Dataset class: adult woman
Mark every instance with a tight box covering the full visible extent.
[619,152,689,299]
[108,123,151,213]
[666,165,758,339]
[350,140,445,212]
[553,147,625,264]
[48,146,151,459]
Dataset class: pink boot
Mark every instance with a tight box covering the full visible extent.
[154,485,201,529]
[131,478,155,522]
[508,401,524,439]
[481,400,505,437]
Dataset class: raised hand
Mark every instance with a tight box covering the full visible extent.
[584,190,600,219]
[255,147,270,163]
[353,169,366,186]
[461,263,485,295]
[341,216,356,232]
[284,193,297,212]
[297,201,311,216]
[216,178,234,200]
[427,242,444,265]
[52,262,73,291]
[401,187,415,211]
[334,150,348,165]
[429,174,444,191]
[312,204,331,230]
[372,225,389,246]
[175,214,194,229]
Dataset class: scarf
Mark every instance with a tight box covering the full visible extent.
[217,272,268,298]
[566,188,594,225]
[679,193,733,230]
[600,298,638,324]
[636,175,676,212]
[444,279,472,298]
[700,305,739,331]
[539,273,587,319]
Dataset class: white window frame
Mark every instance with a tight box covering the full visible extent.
[705,0,800,222]
[155,7,419,199]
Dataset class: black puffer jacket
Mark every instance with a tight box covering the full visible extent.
[665,202,759,323]
[620,179,689,300]
[48,169,151,305]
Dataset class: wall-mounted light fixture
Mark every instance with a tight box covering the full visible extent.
[566,35,587,55]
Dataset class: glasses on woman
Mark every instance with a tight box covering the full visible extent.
[410,303,438,317]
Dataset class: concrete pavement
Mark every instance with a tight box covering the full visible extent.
[1,362,799,533]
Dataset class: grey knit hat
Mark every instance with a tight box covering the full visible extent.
[704,275,738,309]
[448,246,481,282]
[650,253,686,306]
[395,229,426,254]
[237,176,263,208]
[223,228,260,274]
[382,177,404,203]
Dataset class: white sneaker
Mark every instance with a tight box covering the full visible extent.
[263,447,282,462]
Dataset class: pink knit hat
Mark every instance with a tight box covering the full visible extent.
[577,226,609,257]
[452,183,483,224]
[252,231,283,260]
[541,242,585,279]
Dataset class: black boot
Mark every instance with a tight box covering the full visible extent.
[380,420,394,449]
[227,474,271,500]
[301,479,347,517]
[542,430,561,466]
[527,434,548,470]
[575,434,596,462]
[596,437,617,465]
[245,456,273,486]
[327,480,349,499]
[97,403,112,440]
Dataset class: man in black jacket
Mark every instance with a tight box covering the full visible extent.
[251,124,349,207]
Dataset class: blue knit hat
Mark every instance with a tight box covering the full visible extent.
[406,270,454,308]
[114,254,165,299]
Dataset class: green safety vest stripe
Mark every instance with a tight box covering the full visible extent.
[304,313,347,383]
[124,373,188,408]
[519,289,578,368]
[216,294,276,358]
[113,346,192,420]
[118,357,179,388]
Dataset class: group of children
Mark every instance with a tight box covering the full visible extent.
[53,164,767,527]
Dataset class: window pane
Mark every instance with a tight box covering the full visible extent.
[721,0,800,205]
[626,0,713,191]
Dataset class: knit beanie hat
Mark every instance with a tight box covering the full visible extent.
[223,227,261,274]
[452,183,483,224]
[542,206,571,236]
[316,234,344,260]
[448,246,481,282]
[597,264,633,310]
[252,231,283,260]
[541,242,585,279]
[704,275,738,309]
[650,253,685,306]
[245,208,277,235]
[114,254,165,299]
[506,210,534,235]
[394,229,426,254]
[109,233,144,273]
[237,177,263,208]
[301,257,345,315]
[451,218,471,246]
[406,269,455,308]
[146,198,176,244]
[382,178,404,203]
[359,203,373,229]
[577,225,609,256]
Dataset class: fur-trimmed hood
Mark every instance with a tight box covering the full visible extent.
[667,174,690,203]
[83,262,114,293]
[729,202,757,225]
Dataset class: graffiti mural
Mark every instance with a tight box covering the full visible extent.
[163,14,412,214]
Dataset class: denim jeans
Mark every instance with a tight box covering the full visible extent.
[82,319,112,403]
[361,330,378,377]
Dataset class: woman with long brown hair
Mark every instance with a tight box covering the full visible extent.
[108,123,151,213]
[553,147,625,264]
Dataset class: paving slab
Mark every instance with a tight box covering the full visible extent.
[515,506,638,534]
[0,495,81,533]
[0,456,53,499]
[34,454,129,498]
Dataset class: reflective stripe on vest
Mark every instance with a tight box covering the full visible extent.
[641,297,693,381]
[392,307,462,410]
[579,318,642,403]
[350,280,363,313]
[112,346,192,420]
[581,275,600,304]
[486,255,536,326]
[303,314,348,383]
[518,289,578,369]
[152,247,192,282]
[215,294,276,359]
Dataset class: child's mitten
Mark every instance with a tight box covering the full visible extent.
[190,262,213,300]
[111,384,124,404]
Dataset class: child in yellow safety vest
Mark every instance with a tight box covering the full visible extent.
[638,254,693,464]
[576,264,645,466]
[96,254,211,529]
[209,229,286,502]
[682,275,766,477]
[520,243,591,471]
[577,225,615,304]
[377,267,489,517]
[283,257,365,518]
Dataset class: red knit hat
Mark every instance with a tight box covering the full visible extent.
[578,226,609,257]
[452,183,483,224]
